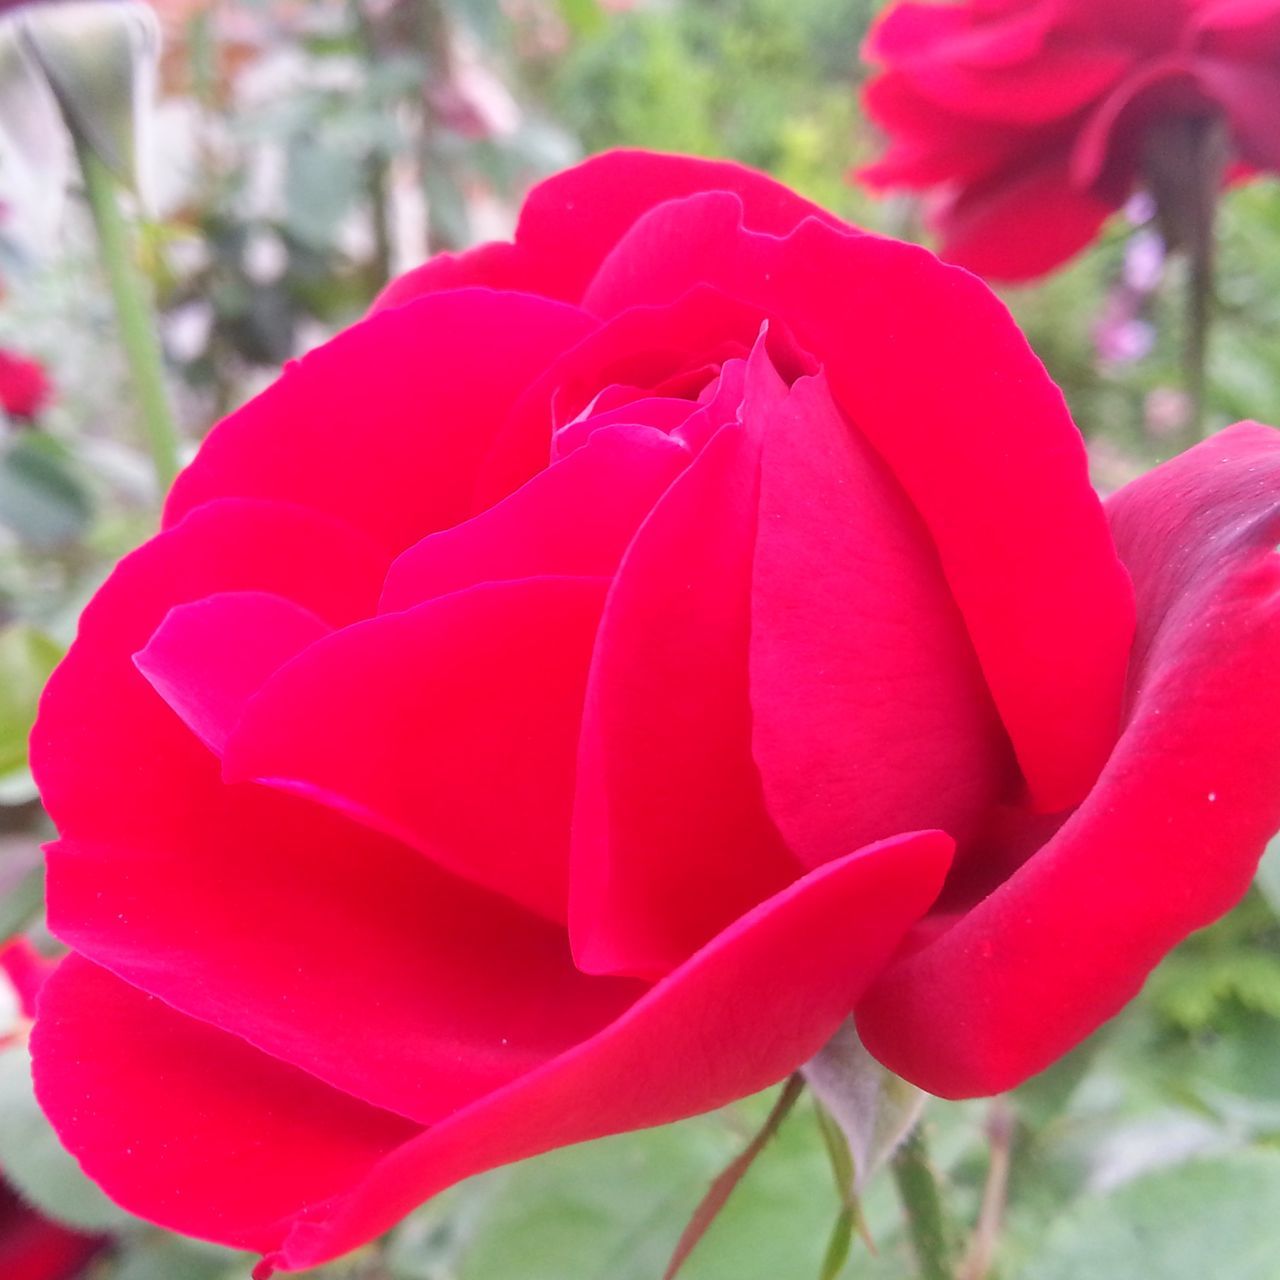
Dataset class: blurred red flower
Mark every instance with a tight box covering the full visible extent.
[0,943,106,1280]
[0,350,51,424]
[859,0,1280,280]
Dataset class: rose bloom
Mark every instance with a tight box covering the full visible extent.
[29,152,1280,1272]
[0,349,51,423]
[0,942,107,1280]
[859,0,1280,280]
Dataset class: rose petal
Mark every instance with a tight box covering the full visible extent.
[163,290,596,552]
[373,150,847,313]
[857,422,1280,1096]
[33,829,950,1269]
[583,203,1135,812]
[32,955,421,1252]
[569,345,800,979]
[224,577,610,923]
[32,497,389,844]
[751,368,1015,868]
[134,591,332,754]
[378,423,689,613]
[934,153,1118,281]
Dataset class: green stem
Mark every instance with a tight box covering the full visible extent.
[75,138,180,491]
[892,1125,953,1280]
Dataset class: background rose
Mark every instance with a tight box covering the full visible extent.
[859,0,1280,280]
[28,150,1280,1273]
[0,349,50,423]
[0,942,107,1280]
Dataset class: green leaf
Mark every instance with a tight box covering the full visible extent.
[1022,1151,1280,1280]
[0,1041,134,1232]
[0,433,94,548]
[0,623,63,775]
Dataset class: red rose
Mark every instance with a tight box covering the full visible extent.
[0,350,51,424]
[28,151,1280,1272]
[859,0,1280,280]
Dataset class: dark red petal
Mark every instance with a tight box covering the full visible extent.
[224,577,609,923]
[858,423,1280,1097]
[163,291,595,552]
[751,368,1014,868]
[31,956,421,1252]
[272,830,952,1270]
[582,205,1135,812]
[889,46,1128,125]
[570,349,799,979]
[933,155,1118,281]
[379,424,689,613]
[134,591,331,753]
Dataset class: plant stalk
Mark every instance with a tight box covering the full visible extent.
[75,137,180,491]
[892,1124,953,1280]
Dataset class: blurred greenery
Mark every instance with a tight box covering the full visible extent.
[1,0,1279,1278]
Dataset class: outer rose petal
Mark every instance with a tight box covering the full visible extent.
[163,290,596,551]
[224,577,610,923]
[32,956,421,1251]
[584,198,1135,812]
[372,150,847,312]
[32,497,389,844]
[33,830,951,1270]
[858,423,1280,1097]
[38,504,633,1124]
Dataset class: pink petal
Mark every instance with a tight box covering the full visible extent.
[751,368,1015,869]
[223,577,610,923]
[163,291,596,552]
[858,423,1280,1096]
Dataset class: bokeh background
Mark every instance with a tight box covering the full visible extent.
[3,2,1280,1278]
